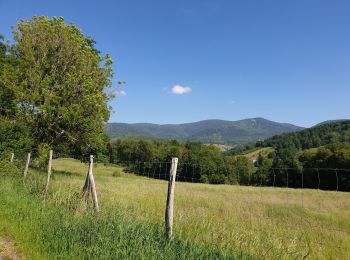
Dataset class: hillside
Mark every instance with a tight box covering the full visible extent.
[258,120,350,150]
[106,118,304,145]
[315,119,349,126]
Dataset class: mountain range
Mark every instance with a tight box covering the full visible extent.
[105,118,304,145]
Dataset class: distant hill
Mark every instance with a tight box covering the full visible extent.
[105,118,304,145]
[314,119,349,127]
[258,120,350,150]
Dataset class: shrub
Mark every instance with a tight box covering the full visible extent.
[0,159,21,178]
[0,117,33,156]
[32,143,51,170]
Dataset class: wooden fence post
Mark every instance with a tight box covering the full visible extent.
[44,150,53,194]
[83,163,91,208]
[83,155,100,213]
[165,157,178,240]
[23,153,31,177]
[10,153,14,163]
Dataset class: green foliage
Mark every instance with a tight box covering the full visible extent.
[0,159,21,178]
[32,143,51,169]
[0,117,33,157]
[109,139,257,185]
[0,35,18,118]
[224,156,255,184]
[258,120,350,150]
[249,122,350,190]
[224,143,256,156]
[1,16,113,157]
[297,143,350,190]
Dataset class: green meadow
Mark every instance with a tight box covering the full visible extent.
[1,158,350,259]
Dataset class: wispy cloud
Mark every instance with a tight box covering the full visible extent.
[115,90,127,96]
[171,85,192,95]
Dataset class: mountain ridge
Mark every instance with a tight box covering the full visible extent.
[105,118,304,145]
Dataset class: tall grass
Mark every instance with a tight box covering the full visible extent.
[51,158,350,259]
[1,158,350,259]
[0,165,239,259]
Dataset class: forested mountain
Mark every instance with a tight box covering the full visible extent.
[219,120,350,191]
[315,119,349,126]
[257,120,350,150]
[106,118,303,145]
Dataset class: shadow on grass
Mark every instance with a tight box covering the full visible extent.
[52,169,83,177]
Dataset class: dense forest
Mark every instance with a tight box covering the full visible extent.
[238,121,350,190]
[254,120,350,170]
[107,139,350,190]
[257,120,350,150]
[108,139,255,185]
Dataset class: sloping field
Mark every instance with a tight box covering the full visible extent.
[1,158,350,259]
[52,158,350,259]
[243,147,274,160]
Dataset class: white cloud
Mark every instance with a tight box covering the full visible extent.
[115,90,127,96]
[171,85,192,95]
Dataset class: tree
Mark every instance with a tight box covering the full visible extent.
[0,117,33,158]
[11,16,113,156]
[0,35,18,118]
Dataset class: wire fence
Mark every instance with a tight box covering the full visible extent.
[99,159,350,257]
[3,151,350,258]
[111,160,350,191]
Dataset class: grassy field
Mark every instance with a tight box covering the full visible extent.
[242,147,274,160]
[1,158,350,259]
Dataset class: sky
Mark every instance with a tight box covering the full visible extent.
[1,0,350,127]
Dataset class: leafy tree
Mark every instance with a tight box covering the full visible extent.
[10,16,113,156]
[0,36,18,118]
[224,156,255,185]
[0,117,33,158]
[255,153,273,185]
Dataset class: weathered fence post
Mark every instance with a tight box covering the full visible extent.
[44,150,53,194]
[83,162,91,208]
[83,155,100,213]
[23,153,31,177]
[10,153,14,163]
[165,157,178,240]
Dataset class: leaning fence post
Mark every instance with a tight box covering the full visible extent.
[23,153,31,177]
[11,153,14,163]
[88,155,100,213]
[44,150,53,194]
[165,157,178,240]
[83,162,91,208]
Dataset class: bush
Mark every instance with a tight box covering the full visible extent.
[32,143,51,170]
[0,159,21,178]
[0,117,33,156]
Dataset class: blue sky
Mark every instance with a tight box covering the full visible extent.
[1,0,350,127]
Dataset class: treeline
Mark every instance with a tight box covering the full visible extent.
[106,138,350,190]
[257,120,350,150]
[108,139,256,185]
